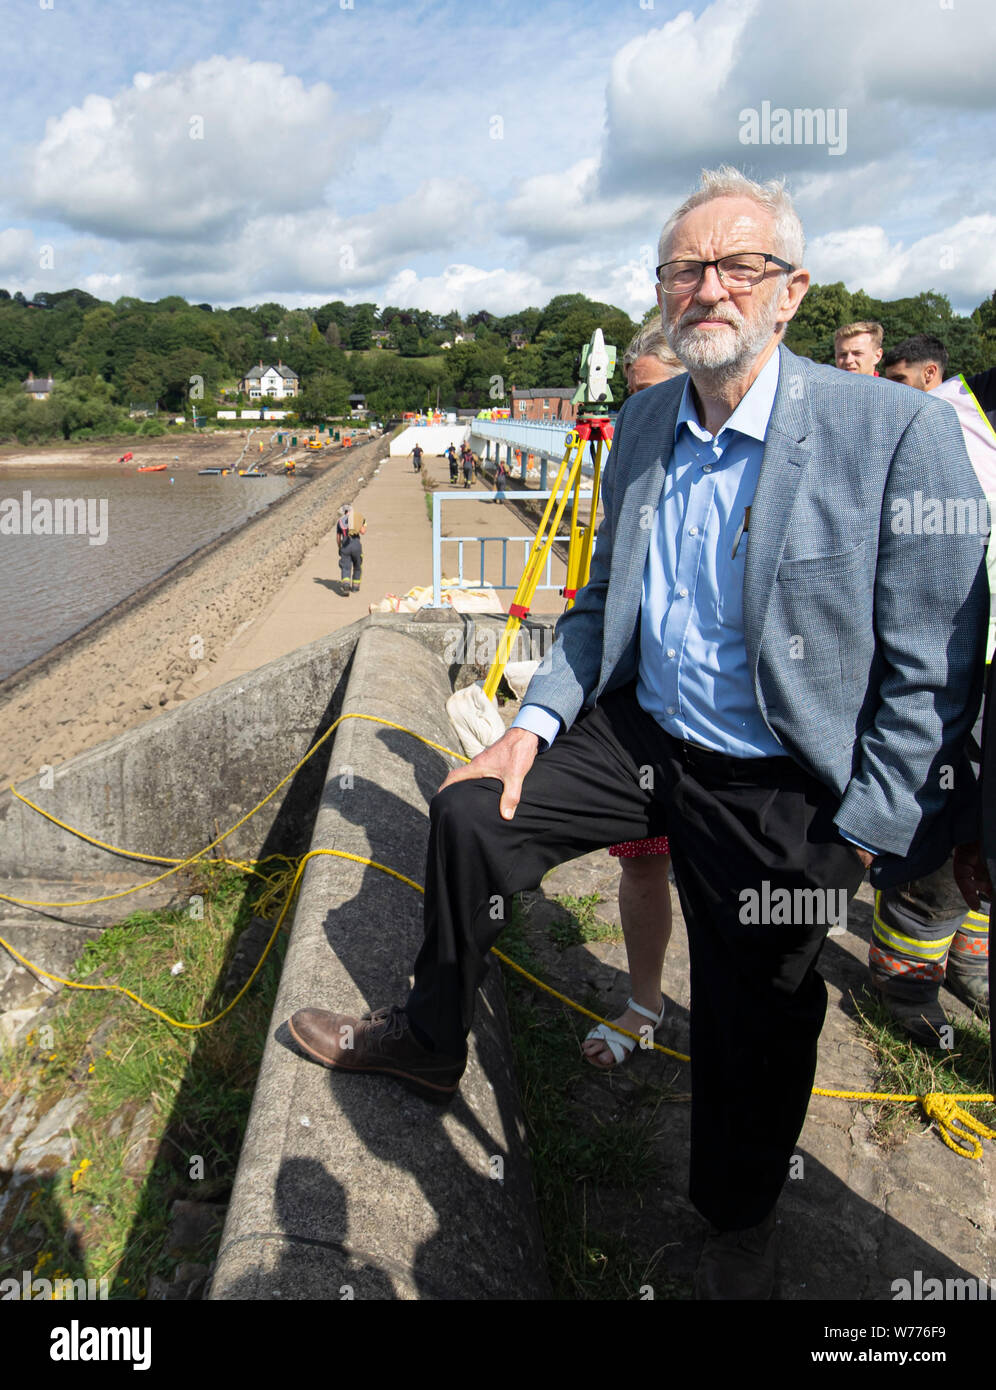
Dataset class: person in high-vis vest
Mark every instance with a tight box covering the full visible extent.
[338,507,366,595]
[871,344,995,1042]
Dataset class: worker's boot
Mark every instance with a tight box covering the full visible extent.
[945,922,990,1016]
[869,873,967,1046]
[875,984,949,1048]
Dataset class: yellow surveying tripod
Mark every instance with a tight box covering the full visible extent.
[481,410,614,700]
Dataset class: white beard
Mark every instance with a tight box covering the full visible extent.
[664,292,782,386]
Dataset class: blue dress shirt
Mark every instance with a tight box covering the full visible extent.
[633,350,785,756]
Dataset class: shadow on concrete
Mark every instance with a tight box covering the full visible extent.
[278,746,545,1299]
[586,1142,986,1299]
[93,661,353,1298]
[312,577,349,595]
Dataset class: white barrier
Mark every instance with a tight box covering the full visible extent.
[389,424,470,457]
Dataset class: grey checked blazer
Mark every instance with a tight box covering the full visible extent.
[523,344,989,882]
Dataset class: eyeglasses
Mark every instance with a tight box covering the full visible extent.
[656,253,795,294]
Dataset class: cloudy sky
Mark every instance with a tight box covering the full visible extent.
[2,0,994,317]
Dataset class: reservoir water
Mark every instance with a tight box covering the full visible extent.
[0,466,296,680]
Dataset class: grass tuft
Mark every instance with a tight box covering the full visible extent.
[0,863,287,1297]
[547,892,622,951]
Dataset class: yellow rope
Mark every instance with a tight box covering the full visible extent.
[2,712,469,908]
[3,715,993,1157]
[920,1093,995,1161]
[0,848,422,1033]
[490,946,690,1063]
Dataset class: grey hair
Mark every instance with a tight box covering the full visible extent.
[623,321,684,372]
[657,165,805,269]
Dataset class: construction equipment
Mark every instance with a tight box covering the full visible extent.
[480,413,612,701]
[446,328,617,754]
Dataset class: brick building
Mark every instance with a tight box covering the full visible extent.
[510,388,577,422]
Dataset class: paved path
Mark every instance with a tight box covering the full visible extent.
[201,447,567,692]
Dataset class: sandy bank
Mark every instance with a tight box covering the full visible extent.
[0,428,357,473]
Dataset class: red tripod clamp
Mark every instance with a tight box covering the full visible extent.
[573,415,614,444]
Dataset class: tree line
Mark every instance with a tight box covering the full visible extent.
[0,281,992,445]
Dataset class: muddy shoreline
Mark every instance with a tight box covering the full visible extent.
[0,429,292,472]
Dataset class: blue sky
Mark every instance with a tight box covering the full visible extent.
[2,0,994,317]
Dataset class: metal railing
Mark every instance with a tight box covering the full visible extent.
[430,489,591,608]
[469,418,581,459]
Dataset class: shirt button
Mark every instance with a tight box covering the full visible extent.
[677,587,688,598]
[666,648,676,658]
[666,705,676,715]
[688,526,698,536]
[702,464,713,473]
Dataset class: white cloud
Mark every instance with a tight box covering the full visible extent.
[380,264,548,317]
[599,0,996,191]
[105,176,491,303]
[0,227,36,279]
[806,215,996,308]
[5,2,995,319]
[25,57,386,240]
[601,0,759,190]
[80,271,134,299]
[503,157,661,247]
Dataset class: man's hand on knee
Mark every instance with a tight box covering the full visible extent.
[439,727,540,820]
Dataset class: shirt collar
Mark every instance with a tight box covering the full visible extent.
[674,345,781,445]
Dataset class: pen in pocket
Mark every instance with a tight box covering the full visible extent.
[731,505,751,559]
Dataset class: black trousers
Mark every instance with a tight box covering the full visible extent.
[406,685,865,1230]
[339,536,362,584]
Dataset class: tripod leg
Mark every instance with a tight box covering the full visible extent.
[575,438,606,595]
[482,438,584,701]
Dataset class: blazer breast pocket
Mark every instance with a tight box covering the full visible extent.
[777,541,866,584]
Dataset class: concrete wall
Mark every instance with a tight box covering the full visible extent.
[389,425,470,457]
[210,626,549,1300]
[0,624,364,895]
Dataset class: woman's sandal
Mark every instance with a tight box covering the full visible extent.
[583,995,666,1069]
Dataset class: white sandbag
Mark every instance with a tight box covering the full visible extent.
[502,659,540,699]
[448,587,504,614]
[446,682,506,759]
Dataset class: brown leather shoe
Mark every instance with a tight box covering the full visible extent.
[288,1005,465,1101]
[694,1208,777,1300]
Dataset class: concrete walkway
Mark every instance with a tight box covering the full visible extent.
[200,447,567,694]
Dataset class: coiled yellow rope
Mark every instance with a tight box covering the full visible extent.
[3,714,993,1157]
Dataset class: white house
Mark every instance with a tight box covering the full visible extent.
[239,361,300,399]
[23,372,55,401]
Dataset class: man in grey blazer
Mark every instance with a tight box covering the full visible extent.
[291,167,988,1297]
